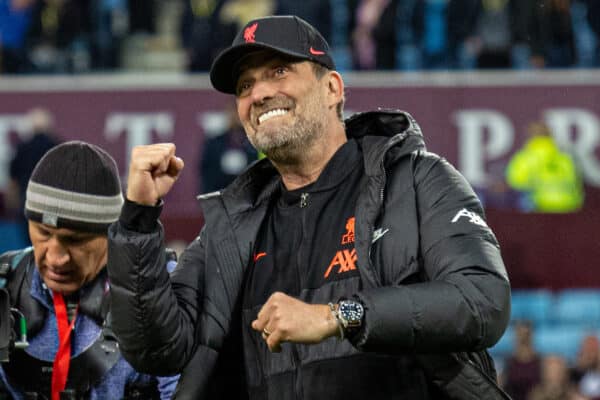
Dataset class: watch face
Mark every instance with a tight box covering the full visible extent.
[339,300,364,327]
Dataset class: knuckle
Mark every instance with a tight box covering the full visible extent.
[271,291,284,300]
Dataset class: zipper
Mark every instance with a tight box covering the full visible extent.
[291,344,303,399]
[299,193,309,208]
[367,164,388,264]
[293,192,309,398]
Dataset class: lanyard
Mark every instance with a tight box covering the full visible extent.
[51,292,77,400]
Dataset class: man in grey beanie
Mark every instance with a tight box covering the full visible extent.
[0,141,179,400]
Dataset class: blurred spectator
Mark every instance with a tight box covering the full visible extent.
[90,0,129,70]
[570,335,600,385]
[579,364,600,400]
[574,335,600,400]
[199,104,257,193]
[584,0,600,66]
[349,0,397,70]
[2,0,598,74]
[180,0,229,72]
[446,0,480,69]
[506,121,584,213]
[503,321,542,400]
[527,355,583,400]
[219,0,275,33]
[395,0,423,70]
[275,0,331,44]
[471,0,513,69]
[7,108,60,245]
[188,0,275,71]
[570,0,597,68]
[26,0,93,73]
[0,0,36,73]
[477,163,523,210]
[529,0,576,68]
[509,0,536,69]
[419,0,450,69]
[128,0,155,34]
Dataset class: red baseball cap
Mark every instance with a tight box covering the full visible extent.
[209,15,335,94]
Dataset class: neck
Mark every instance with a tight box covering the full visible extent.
[274,126,347,191]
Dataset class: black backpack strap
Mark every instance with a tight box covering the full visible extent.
[0,247,32,288]
[0,248,35,363]
[0,288,10,363]
[3,319,122,398]
[66,317,122,393]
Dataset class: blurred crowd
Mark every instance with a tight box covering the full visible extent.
[500,321,600,400]
[1,0,600,75]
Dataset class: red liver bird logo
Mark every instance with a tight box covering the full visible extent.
[244,23,258,43]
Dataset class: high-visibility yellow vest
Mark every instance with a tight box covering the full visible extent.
[506,136,584,213]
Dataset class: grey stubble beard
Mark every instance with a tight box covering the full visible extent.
[249,93,327,164]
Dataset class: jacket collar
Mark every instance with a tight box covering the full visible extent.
[345,109,426,177]
[199,109,425,215]
[279,139,361,205]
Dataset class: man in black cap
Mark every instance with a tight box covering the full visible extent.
[108,16,512,399]
[0,141,179,399]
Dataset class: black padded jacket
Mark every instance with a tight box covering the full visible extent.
[107,110,511,399]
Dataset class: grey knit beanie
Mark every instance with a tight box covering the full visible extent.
[24,141,124,233]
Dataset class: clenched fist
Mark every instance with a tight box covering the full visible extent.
[126,143,184,205]
[251,292,341,352]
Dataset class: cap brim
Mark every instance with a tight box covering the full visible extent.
[210,43,322,95]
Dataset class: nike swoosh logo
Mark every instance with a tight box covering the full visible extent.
[254,252,267,262]
[372,228,389,244]
[309,47,325,55]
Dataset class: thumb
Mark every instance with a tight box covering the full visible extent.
[167,156,185,177]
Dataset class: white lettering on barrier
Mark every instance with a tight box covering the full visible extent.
[544,108,600,186]
[104,112,175,171]
[453,110,515,187]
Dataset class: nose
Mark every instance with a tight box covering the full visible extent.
[45,238,70,267]
[249,79,276,104]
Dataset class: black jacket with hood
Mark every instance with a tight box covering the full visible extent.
[107,110,511,399]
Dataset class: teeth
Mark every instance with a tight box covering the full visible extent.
[258,109,288,124]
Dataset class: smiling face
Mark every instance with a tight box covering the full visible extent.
[29,221,108,295]
[235,52,331,163]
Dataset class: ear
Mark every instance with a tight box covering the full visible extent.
[325,71,344,109]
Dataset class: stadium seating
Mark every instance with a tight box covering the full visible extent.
[533,325,589,362]
[553,290,600,327]
[490,288,600,362]
[510,289,554,326]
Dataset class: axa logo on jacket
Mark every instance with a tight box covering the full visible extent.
[324,217,358,278]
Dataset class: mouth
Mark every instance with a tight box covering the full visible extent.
[257,108,289,125]
[46,267,72,282]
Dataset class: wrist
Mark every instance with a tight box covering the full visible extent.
[327,302,344,340]
[120,198,162,233]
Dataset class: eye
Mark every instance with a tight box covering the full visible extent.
[236,81,252,97]
[36,226,50,238]
[61,234,94,246]
[62,236,82,246]
[274,66,288,77]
